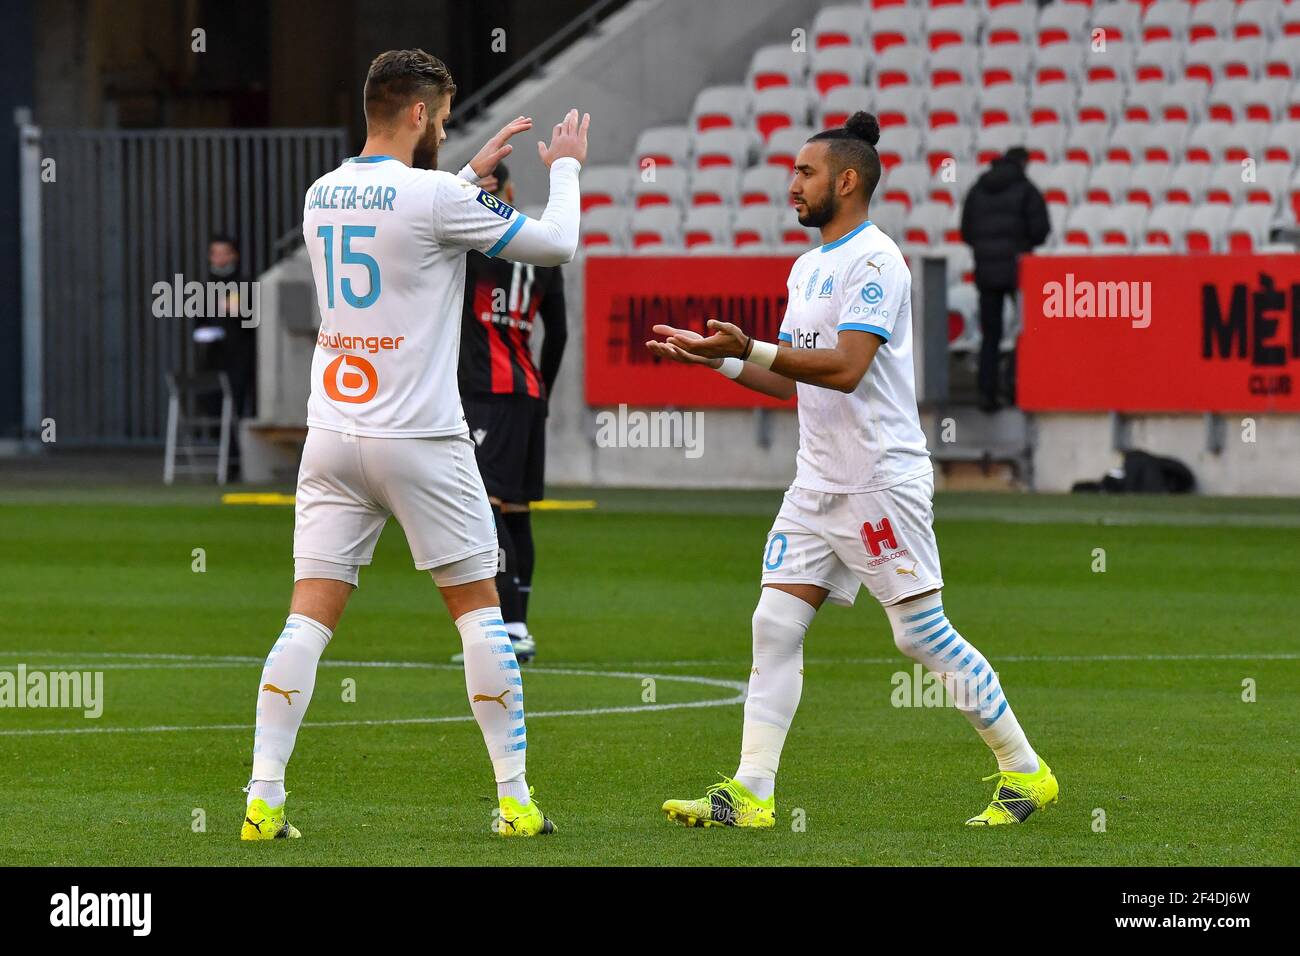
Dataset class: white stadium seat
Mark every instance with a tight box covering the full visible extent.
[632,166,688,208]
[689,167,741,207]
[739,165,791,206]
[630,206,683,249]
[581,205,630,250]
[634,126,691,168]
[1183,203,1234,253]
[693,128,756,168]
[812,4,866,50]
[731,205,782,248]
[747,44,808,90]
[820,86,874,128]
[580,166,631,211]
[691,85,751,132]
[681,206,733,248]
[810,46,870,96]
[762,125,815,170]
[751,87,813,141]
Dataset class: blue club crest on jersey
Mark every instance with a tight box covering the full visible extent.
[805,268,820,301]
[476,189,515,220]
[860,281,884,305]
[819,273,834,297]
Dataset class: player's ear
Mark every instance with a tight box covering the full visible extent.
[839,167,857,198]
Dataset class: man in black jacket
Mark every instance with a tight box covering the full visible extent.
[959,147,1050,412]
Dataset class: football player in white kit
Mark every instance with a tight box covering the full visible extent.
[649,113,1058,829]
[241,49,589,840]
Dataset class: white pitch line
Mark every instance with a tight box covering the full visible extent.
[5,647,1294,671]
[0,665,745,738]
[4,650,1298,671]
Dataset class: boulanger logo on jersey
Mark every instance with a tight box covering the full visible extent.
[323,354,379,404]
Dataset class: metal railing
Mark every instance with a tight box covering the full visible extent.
[18,125,347,444]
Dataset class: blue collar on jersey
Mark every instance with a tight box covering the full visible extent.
[347,155,397,164]
[819,219,872,252]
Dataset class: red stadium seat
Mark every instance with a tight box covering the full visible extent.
[867,8,921,54]
[752,88,810,142]
[811,47,867,96]
[682,207,732,247]
[579,167,629,212]
[689,168,739,208]
[739,165,789,206]
[632,167,687,208]
[1038,4,1088,48]
[630,207,682,249]
[811,5,865,50]
[691,86,750,132]
[581,206,629,249]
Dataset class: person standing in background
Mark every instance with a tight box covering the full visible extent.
[959,148,1049,413]
[457,162,568,664]
[193,234,256,476]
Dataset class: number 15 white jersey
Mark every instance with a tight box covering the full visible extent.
[302,155,526,438]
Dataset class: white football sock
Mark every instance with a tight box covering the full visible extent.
[248,613,332,805]
[885,591,1039,774]
[735,587,817,800]
[456,607,529,795]
[497,777,530,804]
[247,779,286,807]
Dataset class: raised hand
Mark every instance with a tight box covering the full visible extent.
[469,116,533,179]
[663,319,750,361]
[646,325,722,368]
[537,108,590,168]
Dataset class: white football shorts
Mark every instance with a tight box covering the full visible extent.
[293,427,497,587]
[760,471,944,607]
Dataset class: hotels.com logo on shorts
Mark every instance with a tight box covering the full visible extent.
[323,354,378,404]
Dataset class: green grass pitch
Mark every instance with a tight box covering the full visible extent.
[2,486,1298,866]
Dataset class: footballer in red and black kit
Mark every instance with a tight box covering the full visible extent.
[458,163,567,663]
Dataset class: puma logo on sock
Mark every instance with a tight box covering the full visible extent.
[262,683,301,705]
[472,689,510,709]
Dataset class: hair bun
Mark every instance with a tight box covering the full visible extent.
[845,111,880,147]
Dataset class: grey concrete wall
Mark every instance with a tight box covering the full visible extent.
[1031,414,1300,496]
[442,0,827,204]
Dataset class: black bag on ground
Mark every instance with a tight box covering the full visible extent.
[1071,450,1196,494]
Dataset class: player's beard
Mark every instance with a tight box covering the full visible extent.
[796,191,836,228]
[412,123,440,170]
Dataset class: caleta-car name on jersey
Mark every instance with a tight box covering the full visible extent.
[307,183,397,211]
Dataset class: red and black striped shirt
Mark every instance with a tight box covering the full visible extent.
[458,251,567,400]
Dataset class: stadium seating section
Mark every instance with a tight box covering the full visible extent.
[579,0,1300,274]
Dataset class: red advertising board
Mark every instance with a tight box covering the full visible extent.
[1018,255,1300,412]
[585,256,797,408]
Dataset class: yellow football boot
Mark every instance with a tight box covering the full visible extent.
[496,788,556,837]
[965,760,1059,826]
[240,798,302,840]
[662,775,775,828]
